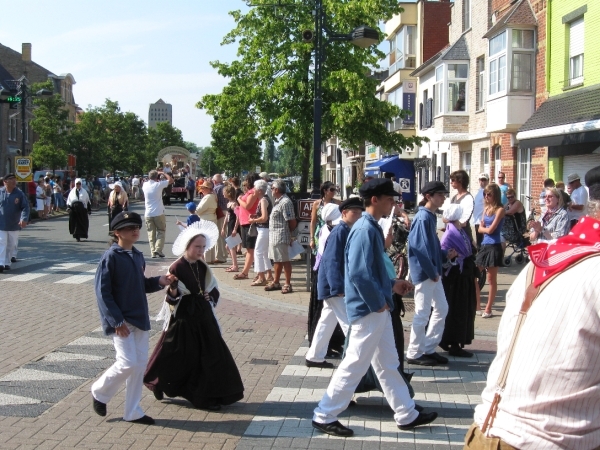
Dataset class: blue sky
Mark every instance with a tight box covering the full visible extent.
[0,0,249,148]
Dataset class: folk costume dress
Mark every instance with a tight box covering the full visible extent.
[66,178,91,241]
[144,222,243,409]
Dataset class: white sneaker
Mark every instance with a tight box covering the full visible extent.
[481,312,493,318]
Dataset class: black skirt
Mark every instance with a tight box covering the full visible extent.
[144,294,244,409]
[476,243,504,268]
[440,256,476,347]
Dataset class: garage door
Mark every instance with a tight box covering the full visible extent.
[563,154,600,186]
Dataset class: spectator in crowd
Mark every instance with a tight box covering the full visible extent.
[384,172,402,196]
[186,173,196,201]
[53,176,64,212]
[234,173,261,280]
[472,173,489,250]
[0,174,29,273]
[142,169,173,258]
[212,174,229,264]
[501,188,526,251]
[265,180,297,294]
[229,177,244,255]
[221,185,240,272]
[248,180,273,286]
[406,181,456,366]
[528,186,569,243]
[66,178,92,242]
[466,165,600,450]
[131,175,140,200]
[312,179,432,438]
[27,178,37,211]
[566,173,588,229]
[555,180,571,206]
[496,171,510,205]
[107,181,129,231]
[36,178,47,220]
[43,177,53,217]
[476,183,505,318]
[449,170,474,242]
[539,178,555,214]
[176,202,200,228]
[196,180,220,263]
[258,172,274,202]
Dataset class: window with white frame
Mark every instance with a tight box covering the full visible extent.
[511,29,534,91]
[569,18,584,85]
[447,64,468,112]
[482,147,490,175]
[389,25,417,75]
[434,66,443,115]
[463,0,471,31]
[494,146,502,181]
[462,151,472,181]
[517,147,531,209]
[476,56,485,110]
[8,116,17,141]
[489,31,507,95]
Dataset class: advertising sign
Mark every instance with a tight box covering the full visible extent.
[15,156,33,182]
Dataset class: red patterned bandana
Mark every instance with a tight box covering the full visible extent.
[528,216,600,287]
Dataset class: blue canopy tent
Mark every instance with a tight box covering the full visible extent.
[364,156,416,202]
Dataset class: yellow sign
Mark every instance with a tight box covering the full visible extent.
[15,156,33,182]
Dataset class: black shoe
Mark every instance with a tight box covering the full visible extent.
[127,415,155,425]
[3,266,9,270]
[449,345,474,358]
[92,396,106,417]
[153,389,164,401]
[0,266,3,273]
[398,411,438,430]
[305,359,334,369]
[155,251,165,258]
[425,352,449,364]
[76,237,81,242]
[312,420,354,437]
[348,400,357,407]
[414,404,424,412]
[406,354,438,366]
[10,257,16,263]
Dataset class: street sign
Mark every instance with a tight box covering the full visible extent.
[15,156,33,182]
[297,199,314,221]
[255,166,261,174]
[296,221,312,246]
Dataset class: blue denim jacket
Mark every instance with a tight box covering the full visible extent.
[344,213,395,323]
[317,221,350,300]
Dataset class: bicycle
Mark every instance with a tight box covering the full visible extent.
[386,217,410,280]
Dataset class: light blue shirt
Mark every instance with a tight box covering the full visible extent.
[473,188,485,224]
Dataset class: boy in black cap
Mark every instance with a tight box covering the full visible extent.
[306,197,365,368]
[313,178,437,437]
[406,181,456,366]
[92,211,176,425]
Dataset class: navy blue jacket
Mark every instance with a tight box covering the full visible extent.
[408,206,447,284]
[95,243,163,335]
[317,221,350,300]
[0,187,30,231]
[345,213,395,323]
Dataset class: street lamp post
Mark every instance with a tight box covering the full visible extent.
[245,1,379,197]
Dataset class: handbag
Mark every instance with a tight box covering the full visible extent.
[247,222,258,237]
[216,206,225,220]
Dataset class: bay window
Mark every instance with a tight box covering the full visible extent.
[433,62,468,115]
[488,28,535,96]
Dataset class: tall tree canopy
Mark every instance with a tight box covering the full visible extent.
[198,0,422,192]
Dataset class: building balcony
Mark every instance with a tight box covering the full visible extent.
[486,94,534,133]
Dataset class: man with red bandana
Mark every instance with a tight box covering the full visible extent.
[465,165,600,449]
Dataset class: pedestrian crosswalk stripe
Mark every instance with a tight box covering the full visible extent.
[0,368,84,382]
[67,336,112,346]
[56,274,95,284]
[4,273,47,282]
[42,352,105,362]
[0,393,42,406]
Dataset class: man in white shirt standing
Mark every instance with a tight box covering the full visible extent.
[131,175,140,200]
[566,172,588,229]
[142,169,173,258]
[466,165,600,450]
[472,173,489,250]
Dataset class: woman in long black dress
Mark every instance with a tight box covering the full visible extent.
[144,220,244,410]
[439,204,476,357]
[66,178,91,242]
[107,181,128,231]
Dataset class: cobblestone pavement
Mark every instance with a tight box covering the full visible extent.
[0,201,521,449]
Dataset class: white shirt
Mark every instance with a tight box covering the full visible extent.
[473,257,600,449]
[472,188,485,224]
[36,185,44,199]
[392,180,402,195]
[131,177,140,187]
[142,179,169,217]
[568,185,588,221]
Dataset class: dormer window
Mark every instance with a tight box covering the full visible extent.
[433,62,469,115]
[488,28,535,98]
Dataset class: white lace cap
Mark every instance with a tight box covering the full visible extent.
[172,220,219,257]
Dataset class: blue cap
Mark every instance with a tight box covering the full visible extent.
[185,202,197,212]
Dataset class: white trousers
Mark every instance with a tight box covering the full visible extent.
[305,296,350,363]
[254,228,272,273]
[313,311,418,426]
[91,325,149,421]
[0,230,19,267]
[406,278,448,359]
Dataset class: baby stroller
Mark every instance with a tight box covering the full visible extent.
[502,213,530,266]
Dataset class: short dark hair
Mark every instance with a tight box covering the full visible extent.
[543,178,555,188]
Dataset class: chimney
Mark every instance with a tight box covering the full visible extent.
[22,43,32,62]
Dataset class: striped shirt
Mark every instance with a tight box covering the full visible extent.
[473,257,600,449]
[269,194,295,245]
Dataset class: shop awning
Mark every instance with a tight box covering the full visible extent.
[364,156,416,201]
[517,84,600,148]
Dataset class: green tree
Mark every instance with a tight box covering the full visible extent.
[264,139,276,173]
[30,80,72,170]
[210,120,262,176]
[198,1,423,192]
[197,146,222,176]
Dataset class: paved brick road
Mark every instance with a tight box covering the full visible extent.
[0,201,523,449]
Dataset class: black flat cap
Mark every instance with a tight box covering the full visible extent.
[421,181,449,195]
[359,178,400,198]
[585,165,600,201]
[110,211,143,231]
[339,197,365,212]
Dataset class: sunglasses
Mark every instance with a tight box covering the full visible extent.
[484,193,493,197]
[328,187,337,192]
